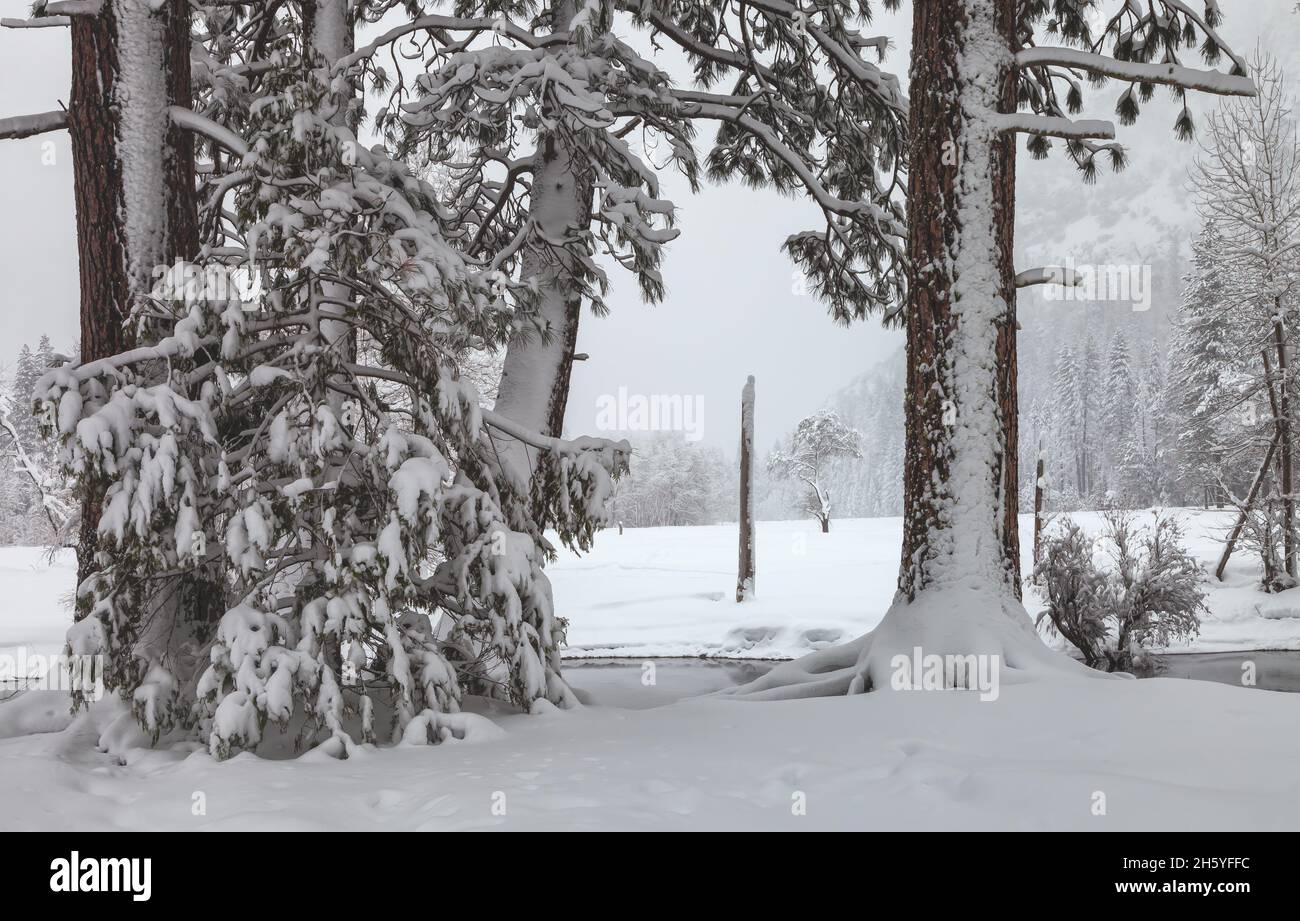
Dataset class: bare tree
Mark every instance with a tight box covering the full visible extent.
[1192,52,1300,586]
[768,410,862,533]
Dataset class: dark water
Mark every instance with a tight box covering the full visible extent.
[563,651,1300,707]
[1147,651,1300,692]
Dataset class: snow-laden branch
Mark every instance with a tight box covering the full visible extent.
[718,0,906,109]
[337,14,562,72]
[1,16,69,27]
[480,407,629,457]
[168,106,249,157]
[1016,47,1256,97]
[1015,267,1083,289]
[675,94,905,236]
[0,110,67,141]
[990,113,1115,141]
[40,0,101,15]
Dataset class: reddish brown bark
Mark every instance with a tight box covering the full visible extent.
[899,0,1020,599]
[68,0,198,586]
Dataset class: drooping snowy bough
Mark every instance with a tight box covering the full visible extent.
[348,1,912,472]
[729,0,1257,700]
[39,15,628,758]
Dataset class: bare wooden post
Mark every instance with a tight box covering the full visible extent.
[737,376,755,602]
[1032,438,1046,573]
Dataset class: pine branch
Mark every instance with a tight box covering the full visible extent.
[1016,47,1255,97]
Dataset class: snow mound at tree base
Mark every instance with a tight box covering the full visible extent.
[720,587,1109,701]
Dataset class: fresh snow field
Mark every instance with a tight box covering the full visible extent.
[1,508,1299,831]
[554,509,1300,658]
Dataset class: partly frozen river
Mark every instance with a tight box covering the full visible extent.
[563,652,1300,707]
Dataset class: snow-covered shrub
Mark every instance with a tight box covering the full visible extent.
[1236,496,1299,594]
[38,42,627,759]
[1034,512,1206,672]
[1031,519,1109,668]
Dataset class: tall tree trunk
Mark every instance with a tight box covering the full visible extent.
[306,0,356,390]
[899,0,1019,601]
[493,0,595,485]
[69,0,198,589]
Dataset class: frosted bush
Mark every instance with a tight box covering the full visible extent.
[1034,512,1206,672]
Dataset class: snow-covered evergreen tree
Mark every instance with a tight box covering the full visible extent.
[38,7,629,758]
[1171,220,1243,501]
[1102,329,1135,490]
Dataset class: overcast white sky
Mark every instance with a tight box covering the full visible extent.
[1,1,1297,452]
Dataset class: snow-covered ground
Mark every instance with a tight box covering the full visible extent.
[1,508,1299,831]
[0,546,75,669]
[1,672,1296,830]
[5,509,1297,667]
[554,508,1300,659]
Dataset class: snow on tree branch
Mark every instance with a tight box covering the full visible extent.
[1015,266,1083,289]
[0,110,67,140]
[1016,47,1255,97]
[0,16,69,27]
[1016,0,1258,177]
[168,106,249,157]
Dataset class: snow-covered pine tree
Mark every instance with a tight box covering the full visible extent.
[1079,331,1103,499]
[9,346,43,459]
[1050,343,1085,503]
[38,7,629,758]
[1117,339,1176,506]
[1102,328,1135,495]
[1172,220,1243,500]
[819,353,906,518]
[767,410,862,532]
[732,0,1255,701]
